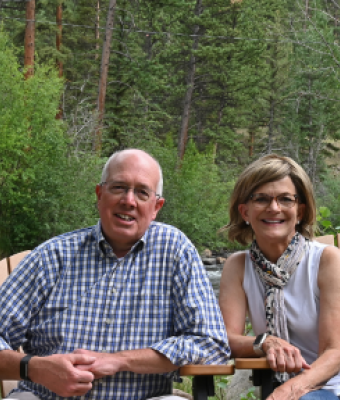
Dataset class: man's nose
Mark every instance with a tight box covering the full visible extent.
[121,188,137,205]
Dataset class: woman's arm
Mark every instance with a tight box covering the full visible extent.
[219,251,309,373]
[267,245,340,400]
[219,252,257,357]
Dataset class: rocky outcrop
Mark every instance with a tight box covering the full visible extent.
[172,389,193,399]
[201,248,230,266]
[225,369,260,400]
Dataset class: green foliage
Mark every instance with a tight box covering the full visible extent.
[316,170,340,241]
[141,139,233,250]
[174,375,259,400]
[316,206,340,237]
[213,375,232,400]
[2,0,340,254]
[173,376,193,396]
[240,387,258,400]
[0,32,100,256]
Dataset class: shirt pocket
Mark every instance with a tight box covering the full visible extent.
[30,286,108,354]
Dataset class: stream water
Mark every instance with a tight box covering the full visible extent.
[205,264,224,298]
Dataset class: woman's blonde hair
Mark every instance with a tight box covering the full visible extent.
[222,154,316,245]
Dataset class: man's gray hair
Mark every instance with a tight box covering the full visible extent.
[101,149,163,196]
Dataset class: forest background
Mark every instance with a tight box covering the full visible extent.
[1,0,340,257]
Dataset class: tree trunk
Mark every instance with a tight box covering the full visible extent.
[304,0,309,31]
[56,3,63,119]
[177,0,203,161]
[24,0,35,79]
[267,97,275,153]
[95,0,100,60]
[306,75,315,182]
[249,129,255,157]
[93,0,117,154]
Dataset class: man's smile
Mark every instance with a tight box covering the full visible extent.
[116,213,135,221]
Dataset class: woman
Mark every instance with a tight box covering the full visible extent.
[219,154,340,400]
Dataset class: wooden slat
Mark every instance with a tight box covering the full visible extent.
[0,257,9,286]
[2,380,18,397]
[0,258,9,398]
[314,235,334,246]
[180,364,234,376]
[8,250,31,273]
[235,357,270,369]
[0,251,30,398]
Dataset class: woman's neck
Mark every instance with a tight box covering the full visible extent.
[254,237,293,263]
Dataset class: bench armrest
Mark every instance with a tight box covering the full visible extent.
[180,364,234,376]
[235,357,270,369]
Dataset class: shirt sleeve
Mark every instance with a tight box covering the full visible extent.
[0,250,48,352]
[149,240,231,367]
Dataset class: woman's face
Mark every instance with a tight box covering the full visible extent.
[238,176,305,248]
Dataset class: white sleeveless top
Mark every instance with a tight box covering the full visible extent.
[243,240,340,394]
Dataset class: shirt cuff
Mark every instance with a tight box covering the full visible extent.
[0,337,14,351]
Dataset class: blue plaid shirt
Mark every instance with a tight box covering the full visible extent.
[0,221,230,400]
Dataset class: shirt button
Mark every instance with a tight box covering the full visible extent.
[111,287,117,294]
[105,318,114,324]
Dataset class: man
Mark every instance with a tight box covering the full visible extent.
[0,149,230,400]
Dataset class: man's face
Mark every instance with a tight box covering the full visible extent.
[96,151,164,257]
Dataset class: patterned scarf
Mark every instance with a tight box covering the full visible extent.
[250,232,308,382]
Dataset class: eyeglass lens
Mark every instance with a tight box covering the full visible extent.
[251,194,297,208]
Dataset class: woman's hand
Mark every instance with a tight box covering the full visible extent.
[267,380,309,400]
[263,335,311,374]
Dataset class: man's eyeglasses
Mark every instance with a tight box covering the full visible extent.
[100,181,161,202]
[249,193,299,209]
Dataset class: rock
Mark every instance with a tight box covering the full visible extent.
[202,248,212,257]
[172,389,193,399]
[201,257,216,265]
[216,256,227,265]
[220,251,232,259]
[224,369,260,400]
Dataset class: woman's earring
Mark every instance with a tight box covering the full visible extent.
[297,220,300,225]
[245,221,249,225]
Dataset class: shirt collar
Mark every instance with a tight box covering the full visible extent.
[95,220,148,257]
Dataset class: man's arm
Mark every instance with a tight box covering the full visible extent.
[0,349,96,397]
[74,348,178,378]
[75,240,230,377]
[149,242,230,367]
[0,250,96,397]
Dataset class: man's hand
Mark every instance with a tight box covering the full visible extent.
[263,336,311,374]
[73,349,125,379]
[29,353,96,397]
[73,348,178,377]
